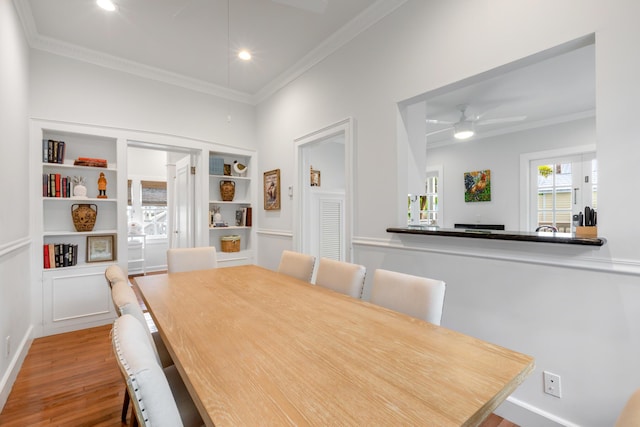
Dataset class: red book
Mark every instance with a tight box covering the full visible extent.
[55,174,61,197]
[77,157,107,163]
[43,245,50,269]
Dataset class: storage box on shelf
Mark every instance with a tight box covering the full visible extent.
[208,151,255,266]
[34,122,124,335]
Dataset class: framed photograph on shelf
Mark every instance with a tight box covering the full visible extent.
[263,169,281,210]
[86,234,116,263]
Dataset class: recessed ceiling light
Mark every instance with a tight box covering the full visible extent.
[97,0,117,12]
[238,50,252,61]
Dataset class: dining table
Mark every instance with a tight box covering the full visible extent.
[133,265,534,427]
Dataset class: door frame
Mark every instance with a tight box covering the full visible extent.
[293,118,355,261]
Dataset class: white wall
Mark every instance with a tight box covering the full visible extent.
[30,51,256,153]
[427,117,595,230]
[255,0,640,425]
[0,0,32,409]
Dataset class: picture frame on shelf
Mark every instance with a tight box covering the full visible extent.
[263,169,281,210]
[86,234,116,263]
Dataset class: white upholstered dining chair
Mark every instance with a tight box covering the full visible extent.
[277,250,316,282]
[315,258,366,299]
[167,247,218,273]
[370,269,446,325]
[112,314,203,427]
[110,278,173,423]
[104,264,127,287]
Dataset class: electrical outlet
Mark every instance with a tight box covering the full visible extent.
[5,336,10,358]
[543,371,562,398]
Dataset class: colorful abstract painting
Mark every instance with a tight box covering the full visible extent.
[464,169,491,202]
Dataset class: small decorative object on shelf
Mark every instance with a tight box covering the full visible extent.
[233,160,247,176]
[71,203,98,232]
[72,176,87,199]
[97,172,107,198]
[73,157,108,168]
[220,180,235,201]
[212,206,226,227]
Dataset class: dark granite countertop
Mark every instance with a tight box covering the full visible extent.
[386,226,606,246]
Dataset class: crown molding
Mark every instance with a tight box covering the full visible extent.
[14,0,407,106]
[253,0,408,104]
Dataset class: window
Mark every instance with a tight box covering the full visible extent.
[529,152,596,232]
[128,178,168,238]
[422,172,439,225]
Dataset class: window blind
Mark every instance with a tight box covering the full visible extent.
[141,180,167,206]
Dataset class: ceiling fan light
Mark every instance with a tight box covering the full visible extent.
[238,50,252,61]
[454,121,474,140]
[96,0,117,11]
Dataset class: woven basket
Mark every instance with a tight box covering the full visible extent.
[221,235,241,252]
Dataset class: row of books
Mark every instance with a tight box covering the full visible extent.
[43,243,79,269]
[43,173,72,198]
[42,139,66,164]
[235,207,252,227]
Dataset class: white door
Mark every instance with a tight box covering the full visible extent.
[172,156,193,248]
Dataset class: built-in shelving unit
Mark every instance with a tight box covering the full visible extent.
[32,120,126,335]
[208,151,255,266]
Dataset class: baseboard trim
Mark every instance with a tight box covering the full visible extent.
[0,325,33,411]
[496,396,580,427]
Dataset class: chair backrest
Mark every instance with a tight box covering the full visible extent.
[167,247,217,273]
[110,280,163,365]
[105,264,127,288]
[370,269,446,325]
[616,389,640,427]
[278,250,316,282]
[112,314,184,427]
[315,258,366,299]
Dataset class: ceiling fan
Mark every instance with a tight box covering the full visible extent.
[426,104,526,140]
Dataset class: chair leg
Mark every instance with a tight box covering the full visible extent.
[121,386,130,423]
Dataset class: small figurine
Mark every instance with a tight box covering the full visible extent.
[97,172,107,198]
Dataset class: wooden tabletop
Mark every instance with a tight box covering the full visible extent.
[134,265,534,427]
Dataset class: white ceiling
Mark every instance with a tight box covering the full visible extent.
[17,0,404,103]
[423,39,595,145]
[16,0,595,123]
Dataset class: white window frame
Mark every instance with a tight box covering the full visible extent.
[520,145,596,231]
[128,175,169,241]
[424,165,443,227]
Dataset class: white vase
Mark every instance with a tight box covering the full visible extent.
[73,184,87,199]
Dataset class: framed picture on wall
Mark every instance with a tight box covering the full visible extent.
[86,234,116,263]
[310,167,321,187]
[263,169,281,210]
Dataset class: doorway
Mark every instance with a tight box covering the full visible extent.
[294,118,354,262]
[127,142,199,272]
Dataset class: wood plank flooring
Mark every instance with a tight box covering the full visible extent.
[0,305,518,426]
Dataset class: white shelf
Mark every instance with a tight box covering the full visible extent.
[208,200,251,204]
[44,229,118,237]
[42,162,117,172]
[209,226,251,230]
[43,197,117,202]
[209,174,249,181]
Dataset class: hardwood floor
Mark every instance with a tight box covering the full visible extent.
[0,320,518,427]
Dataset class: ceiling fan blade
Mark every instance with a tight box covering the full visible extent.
[426,127,453,137]
[477,115,527,125]
[426,119,455,125]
